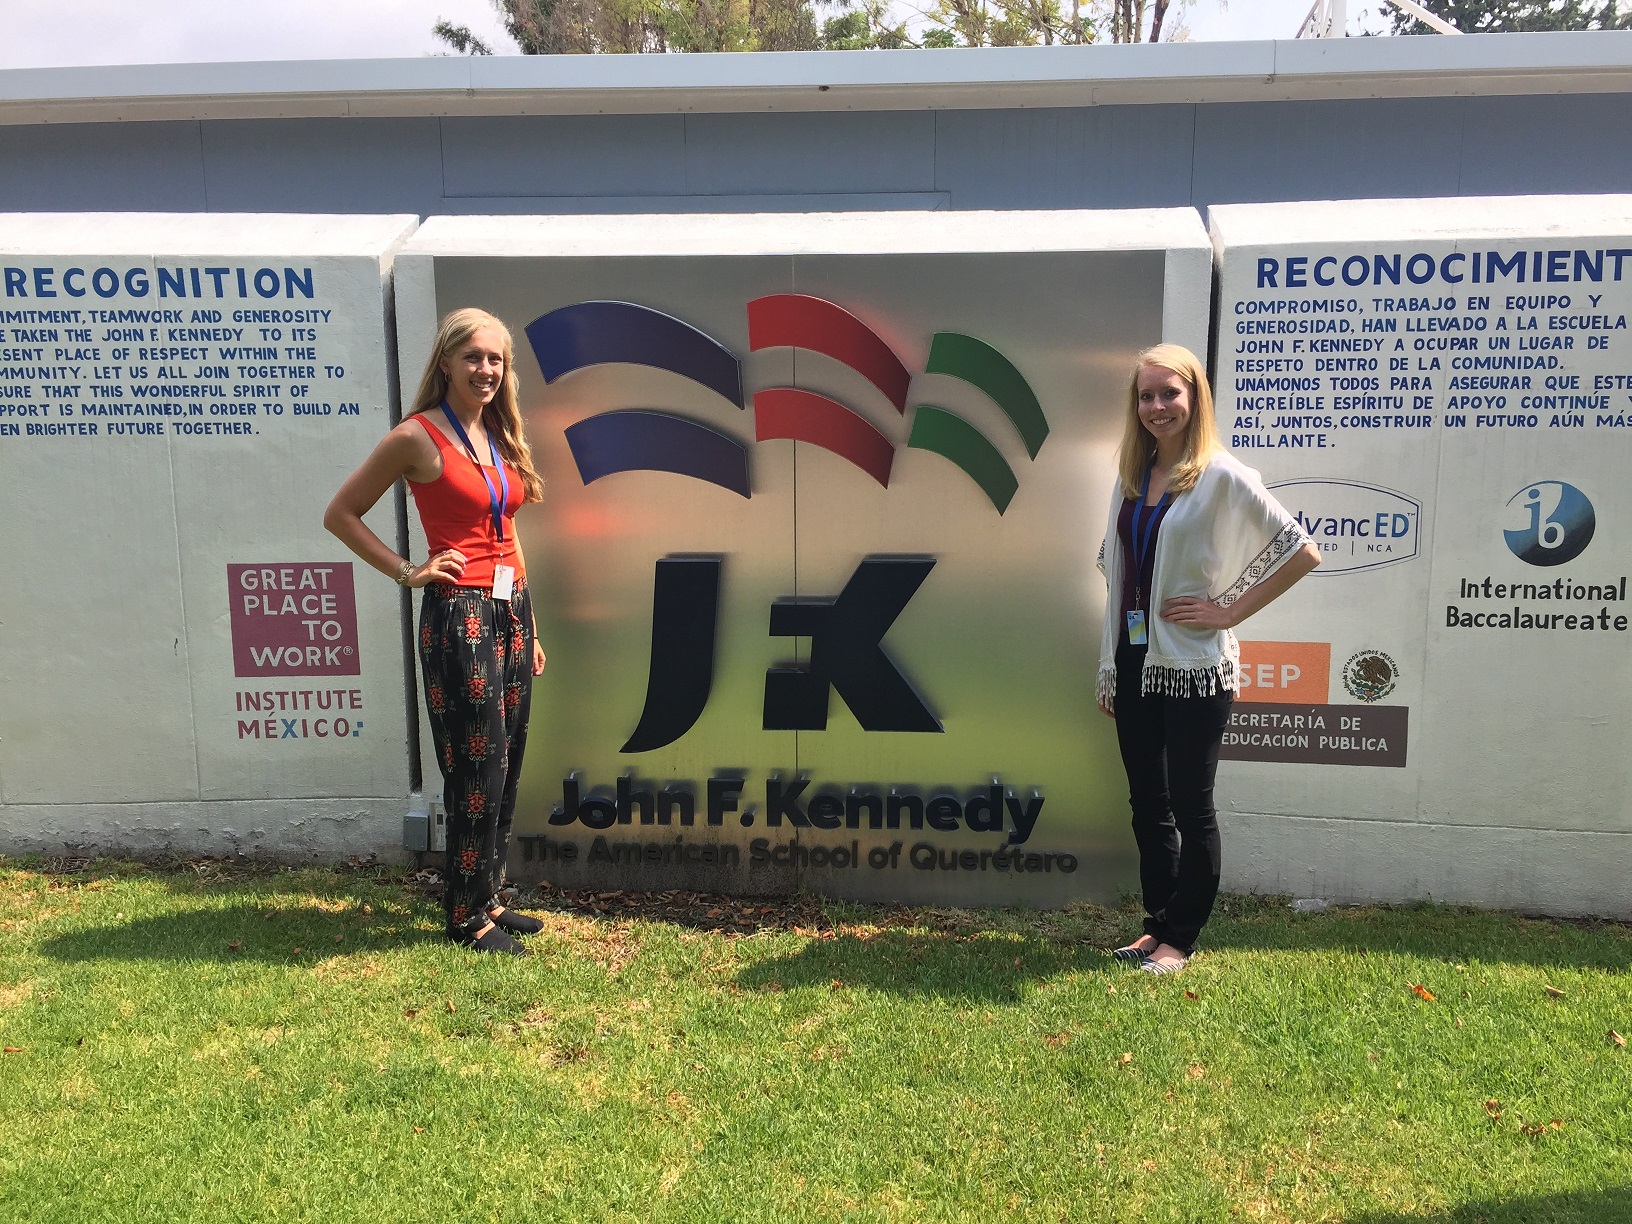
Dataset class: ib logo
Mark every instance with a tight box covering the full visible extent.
[526,296,1047,752]
[1503,481,1595,567]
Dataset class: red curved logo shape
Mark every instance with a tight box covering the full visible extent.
[753,388,895,488]
[747,294,911,412]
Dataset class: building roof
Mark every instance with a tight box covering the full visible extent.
[1,32,1629,125]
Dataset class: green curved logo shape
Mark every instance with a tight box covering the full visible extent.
[907,333,1046,515]
[907,406,1019,515]
[923,333,1049,459]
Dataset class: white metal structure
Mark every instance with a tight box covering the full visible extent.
[1300,0,1461,37]
[1298,0,1347,38]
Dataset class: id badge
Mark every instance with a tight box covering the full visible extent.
[1125,609,1147,646]
[491,564,515,602]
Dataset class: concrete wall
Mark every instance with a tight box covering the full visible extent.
[3,97,1632,218]
[3,198,1629,916]
[1210,196,1632,918]
[2,42,1630,913]
[0,213,419,860]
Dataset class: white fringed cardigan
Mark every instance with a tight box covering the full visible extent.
[1096,451,1311,708]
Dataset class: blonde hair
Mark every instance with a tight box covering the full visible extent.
[1115,343,1221,500]
[407,308,543,503]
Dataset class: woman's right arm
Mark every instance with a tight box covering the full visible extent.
[324,423,467,588]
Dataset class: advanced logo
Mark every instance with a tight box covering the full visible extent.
[1267,479,1419,573]
[1503,480,1595,567]
[528,296,1049,753]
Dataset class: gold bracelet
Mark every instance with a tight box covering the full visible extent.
[394,559,415,586]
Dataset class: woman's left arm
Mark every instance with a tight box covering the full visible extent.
[1159,542,1321,630]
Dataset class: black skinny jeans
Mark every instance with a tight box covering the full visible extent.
[419,582,534,935]
[1113,641,1233,955]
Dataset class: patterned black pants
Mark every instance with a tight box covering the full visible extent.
[419,582,534,935]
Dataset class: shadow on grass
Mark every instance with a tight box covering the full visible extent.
[1203,895,1632,974]
[1345,1183,1632,1223]
[733,927,1108,1002]
[722,894,1632,999]
[30,865,442,965]
[20,856,1630,983]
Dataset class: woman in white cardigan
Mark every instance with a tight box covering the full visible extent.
[1096,344,1321,975]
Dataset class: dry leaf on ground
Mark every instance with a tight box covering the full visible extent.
[1410,983,1436,1002]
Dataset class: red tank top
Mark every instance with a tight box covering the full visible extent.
[406,413,526,588]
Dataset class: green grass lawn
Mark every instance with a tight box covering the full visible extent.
[0,856,1627,1223]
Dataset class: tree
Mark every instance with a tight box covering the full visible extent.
[1104,0,1173,40]
[436,0,825,53]
[1389,0,1630,32]
[820,0,916,48]
[432,0,1204,52]
[920,0,1095,45]
[432,19,496,52]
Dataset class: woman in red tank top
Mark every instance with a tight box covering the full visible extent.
[326,308,547,955]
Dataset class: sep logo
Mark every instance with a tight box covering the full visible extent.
[1503,481,1595,567]
[528,296,1047,752]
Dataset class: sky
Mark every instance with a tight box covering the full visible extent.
[0,0,1397,71]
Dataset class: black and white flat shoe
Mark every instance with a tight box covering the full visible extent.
[1112,937,1159,962]
[1139,954,1189,976]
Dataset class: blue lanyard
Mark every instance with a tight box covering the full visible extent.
[1129,465,1171,608]
[440,401,510,545]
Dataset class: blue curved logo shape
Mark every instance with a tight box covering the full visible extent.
[1503,480,1595,566]
[526,301,744,409]
[564,410,751,499]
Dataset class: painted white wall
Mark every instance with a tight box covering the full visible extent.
[8,199,1626,918]
[1210,195,1632,917]
[0,212,421,859]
